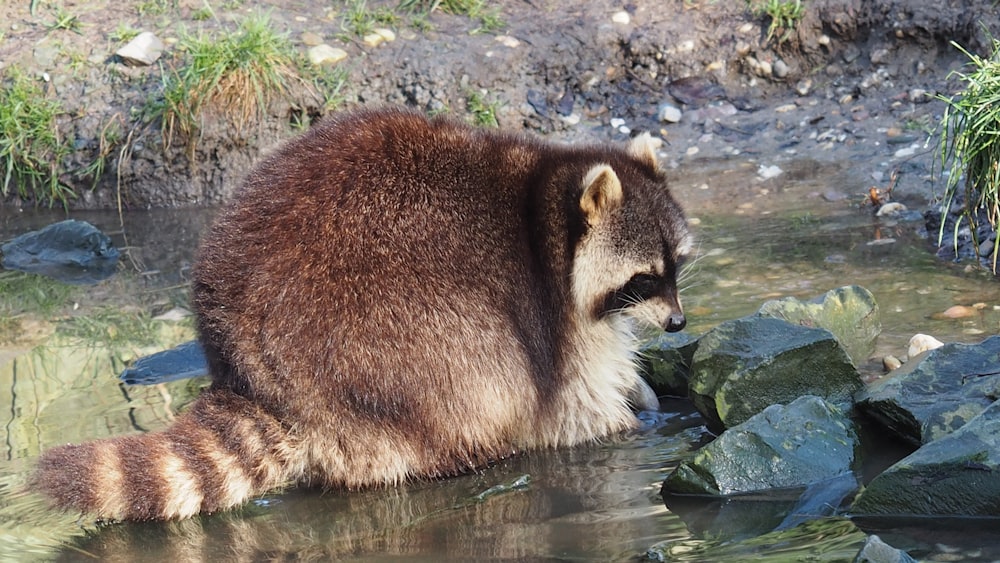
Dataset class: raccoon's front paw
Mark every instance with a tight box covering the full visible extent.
[627,378,659,412]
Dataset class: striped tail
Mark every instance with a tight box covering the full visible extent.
[32,388,301,521]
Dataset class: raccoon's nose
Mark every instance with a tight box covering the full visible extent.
[664,312,686,333]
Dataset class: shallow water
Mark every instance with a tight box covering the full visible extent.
[2,159,1000,561]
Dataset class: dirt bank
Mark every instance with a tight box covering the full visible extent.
[0,0,998,210]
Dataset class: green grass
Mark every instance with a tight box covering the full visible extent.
[0,271,76,319]
[937,36,1000,271]
[149,14,296,153]
[398,0,504,33]
[466,90,501,127]
[747,0,804,44]
[341,0,400,37]
[56,308,165,349]
[109,23,141,44]
[0,67,76,206]
[45,6,83,34]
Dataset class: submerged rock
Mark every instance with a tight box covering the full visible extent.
[856,336,1000,446]
[688,316,862,432]
[1,220,120,285]
[662,396,859,497]
[854,534,918,563]
[756,285,881,368]
[852,400,1000,518]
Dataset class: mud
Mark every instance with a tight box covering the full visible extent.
[0,0,998,210]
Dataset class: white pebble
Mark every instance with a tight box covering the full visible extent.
[612,11,630,24]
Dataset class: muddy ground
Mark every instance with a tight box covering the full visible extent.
[0,0,998,214]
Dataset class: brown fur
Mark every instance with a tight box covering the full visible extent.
[33,107,689,520]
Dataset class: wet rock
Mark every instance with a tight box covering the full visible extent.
[758,164,783,179]
[852,400,1000,517]
[1,220,120,285]
[756,285,881,368]
[773,59,790,78]
[875,202,907,217]
[120,340,208,385]
[115,31,165,66]
[882,355,902,372]
[854,534,919,563]
[688,317,862,432]
[662,396,859,496]
[639,331,697,397]
[856,336,1000,445]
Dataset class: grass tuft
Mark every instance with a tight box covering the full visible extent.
[937,35,1000,272]
[0,67,76,206]
[746,0,804,44]
[150,13,296,154]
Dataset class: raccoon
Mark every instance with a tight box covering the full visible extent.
[33,107,691,521]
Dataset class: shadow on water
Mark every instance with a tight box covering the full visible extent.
[2,159,1000,560]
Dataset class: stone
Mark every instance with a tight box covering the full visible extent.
[856,336,1000,445]
[657,103,682,123]
[773,59,790,78]
[852,400,1000,517]
[307,44,348,66]
[662,396,859,496]
[907,334,943,359]
[116,31,165,66]
[373,28,396,42]
[882,355,902,372]
[611,11,630,24]
[758,164,783,179]
[875,202,907,217]
[363,33,385,47]
[688,316,862,432]
[1,220,120,285]
[300,31,323,46]
[119,340,209,385]
[756,285,881,368]
[639,331,697,397]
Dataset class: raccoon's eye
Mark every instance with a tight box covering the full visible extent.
[621,272,661,302]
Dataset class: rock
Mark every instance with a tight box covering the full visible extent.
[773,59,790,78]
[882,355,902,372]
[795,78,812,96]
[639,331,697,397]
[300,31,323,46]
[852,400,1000,517]
[657,103,682,123]
[758,164,783,179]
[907,333,943,357]
[307,44,348,66]
[611,11,630,24]
[935,305,977,319]
[662,396,859,496]
[688,316,862,432]
[756,285,882,368]
[875,202,907,217]
[1,220,120,285]
[854,534,919,563]
[668,76,726,106]
[373,28,396,42]
[119,340,209,385]
[363,33,385,47]
[115,31,165,66]
[856,336,1000,445]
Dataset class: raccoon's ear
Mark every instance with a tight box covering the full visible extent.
[580,164,623,224]
[627,132,659,169]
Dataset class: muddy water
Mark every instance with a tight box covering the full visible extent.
[2,159,1000,561]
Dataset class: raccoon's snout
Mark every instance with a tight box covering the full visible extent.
[664,312,686,333]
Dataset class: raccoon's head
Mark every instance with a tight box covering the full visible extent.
[572,134,692,333]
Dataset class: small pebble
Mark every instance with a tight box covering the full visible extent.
[882,355,902,372]
[612,11,630,24]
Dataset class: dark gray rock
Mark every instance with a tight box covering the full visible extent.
[119,340,209,385]
[852,400,1000,518]
[688,316,862,431]
[1,220,120,285]
[756,285,881,368]
[639,331,697,397]
[856,336,1000,446]
[662,396,859,496]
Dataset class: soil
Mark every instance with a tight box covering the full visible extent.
[1,0,999,218]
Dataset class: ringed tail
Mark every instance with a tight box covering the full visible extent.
[32,389,300,521]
